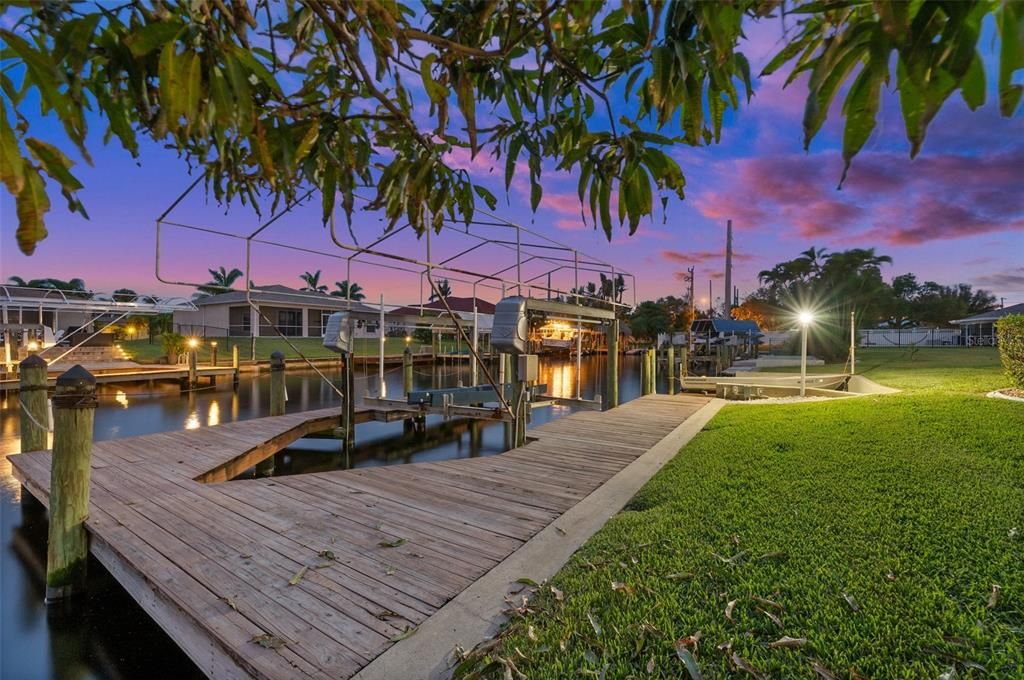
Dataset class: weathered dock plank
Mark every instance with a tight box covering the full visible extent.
[10,393,711,679]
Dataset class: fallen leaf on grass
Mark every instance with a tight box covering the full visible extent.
[712,549,749,566]
[389,626,417,642]
[756,551,786,561]
[752,596,783,611]
[731,652,765,679]
[811,660,837,679]
[665,572,695,580]
[251,633,287,649]
[768,636,807,649]
[527,625,538,642]
[378,537,407,548]
[841,592,860,613]
[646,655,656,673]
[674,645,702,680]
[587,611,602,637]
[938,666,957,680]
[611,581,635,595]
[550,586,564,601]
[758,607,783,629]
[725,599,738,624]
[986,584,1001,609]
[288,566,307,586]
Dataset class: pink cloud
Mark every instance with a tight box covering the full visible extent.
[662,249,754,265]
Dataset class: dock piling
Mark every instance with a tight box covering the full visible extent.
[667,345,675,395]
[187,346,198,390]
[258,351,286,476]
[46,365,96,603]
[605,319,619,409]
[231,345,239,387]
[641,349,650,396]
[19,355,49,453]
[403,347,413,396]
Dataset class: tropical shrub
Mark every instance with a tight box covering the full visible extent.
[995,314,1024,389]
[160,332,186,364]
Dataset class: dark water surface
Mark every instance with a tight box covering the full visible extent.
[1,355,653,679]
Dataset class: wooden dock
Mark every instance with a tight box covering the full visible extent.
[0,364,237,390]
[11,394,710,679]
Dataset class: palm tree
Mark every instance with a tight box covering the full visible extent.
[429,278,453,300]
[300,270,327,293]
[331,280,365,301]
[197,266,243,295]
[7,275,27,286]
[112,288,137,302]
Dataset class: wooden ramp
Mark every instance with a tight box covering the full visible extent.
[11,394,710,679]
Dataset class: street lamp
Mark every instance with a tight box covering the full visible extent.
[798,311,814,396]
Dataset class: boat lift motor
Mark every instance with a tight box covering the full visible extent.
[322,312,354,354]
[491,297,529,355]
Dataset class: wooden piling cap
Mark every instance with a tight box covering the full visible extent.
[270,351,285,367]
[55,364,96,390]
[20,354,47,369]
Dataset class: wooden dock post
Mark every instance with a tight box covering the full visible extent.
[605,318,619,409]
[403,347,413,396]
[257,351,286,476]
[650,347,658,394]
[187,346,198,390]
[666,345,676,395]
[19,355,49,453]
[46,365,97,602]
[231,344,239,387]
[641,348,650,396]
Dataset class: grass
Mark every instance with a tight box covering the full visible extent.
[120,337,426,363]
[457,349,1024,678]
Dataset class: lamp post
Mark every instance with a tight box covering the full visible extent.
[798,311,814,397]
[210,341,218,366]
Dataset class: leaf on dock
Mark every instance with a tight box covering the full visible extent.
[515,577,540,586]
[288,566,308,586]
[378,537,407,548]
[220,596,238,611]
[318,549,337,560]
[251,633,288,649]
[374,609,400,620]
[390,626,417,642]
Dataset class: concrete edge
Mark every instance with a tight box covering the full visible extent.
[987,389,1024,403]
[354,398,727,680]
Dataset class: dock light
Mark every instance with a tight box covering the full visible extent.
[27,340,39,352]
[797,310,816,397]
[209,340,218,365]
[187,337,199,349]
[405,335,412,345]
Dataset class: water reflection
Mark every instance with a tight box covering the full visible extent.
[0,354,646,679]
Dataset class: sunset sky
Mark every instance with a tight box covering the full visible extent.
[1,14,1022,308]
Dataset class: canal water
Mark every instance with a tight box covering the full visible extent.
[1,355,653,679]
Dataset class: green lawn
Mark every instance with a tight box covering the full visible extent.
[120,337,426,363]
[457,349,1024,678]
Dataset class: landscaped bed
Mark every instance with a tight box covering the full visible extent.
[456,349,1024,678]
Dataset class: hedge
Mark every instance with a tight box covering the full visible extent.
[996,314,1024,389]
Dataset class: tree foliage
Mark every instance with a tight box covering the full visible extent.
[331,279,365,300]
[2,0,1020,257]
[196,265,243,294]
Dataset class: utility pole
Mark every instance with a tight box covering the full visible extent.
[708,280,713,317]
[724,219,733,315]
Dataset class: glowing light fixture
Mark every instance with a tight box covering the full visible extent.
[798,311,814,326]
[796,310,817,396]
[187,337,199,349]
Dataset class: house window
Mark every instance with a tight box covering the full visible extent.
[278,309,302,336]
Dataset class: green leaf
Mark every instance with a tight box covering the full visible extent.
[294,119,320,165]
[158,39,180,130]
[124,20,183,57]
[505,136,523,191]
[455,68,477,154]
[961,52,986,111]
[0,101,24,195]
[419,53,447,103]
[674,644,702,680]
[25,137,82,191]
[840,63,885,187]
[998,0,1024,116]
[473,185,497,210]
[15,168,50,256]
[231,44,281,95]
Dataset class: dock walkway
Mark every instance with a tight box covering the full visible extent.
[11,394,710,679]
